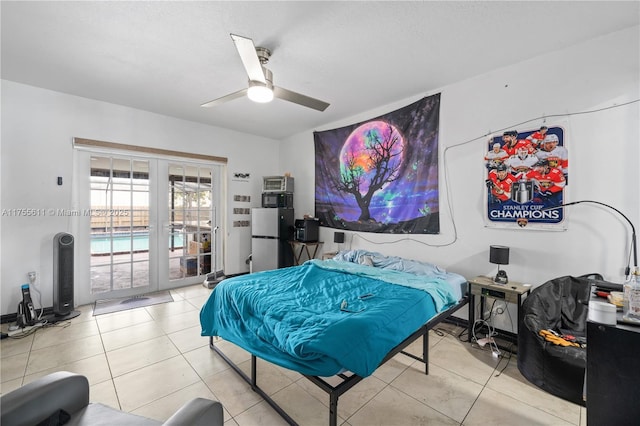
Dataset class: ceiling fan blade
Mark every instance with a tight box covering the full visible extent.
[200,88,247,108]
[230,33,266,84]
[273,86,330,112]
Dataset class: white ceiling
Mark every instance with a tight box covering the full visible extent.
[2,1,638,140]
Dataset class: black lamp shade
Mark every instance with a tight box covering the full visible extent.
[490,245,510,265]
[334,232,345,244]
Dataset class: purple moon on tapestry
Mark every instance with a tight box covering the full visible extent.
[314,94,441,234]
[339,121,405,194]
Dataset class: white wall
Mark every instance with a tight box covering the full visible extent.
[1,80,283,314]
[281,27,640,331]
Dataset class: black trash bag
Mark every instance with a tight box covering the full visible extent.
[517,275,591,406]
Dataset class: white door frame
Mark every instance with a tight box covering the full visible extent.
[73,146,224,305]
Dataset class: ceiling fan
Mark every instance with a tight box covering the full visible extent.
[201,34,330,112]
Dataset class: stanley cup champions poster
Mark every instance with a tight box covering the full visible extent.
[484,125,568,229]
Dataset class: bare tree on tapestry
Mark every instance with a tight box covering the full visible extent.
[337,123,403,221]
[314,94,441,234]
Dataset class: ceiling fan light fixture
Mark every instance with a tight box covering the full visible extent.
[247,82,274,103]
[204,34,329,111]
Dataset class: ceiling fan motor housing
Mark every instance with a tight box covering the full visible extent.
[255,46,271,64]
[249,67,273,89]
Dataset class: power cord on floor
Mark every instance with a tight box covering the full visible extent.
[471,318,501,358]
[5,319,73,339]
[494,342,515,377]
[7,321,47,339]
[433,326,468,343]
[457,326,469,342]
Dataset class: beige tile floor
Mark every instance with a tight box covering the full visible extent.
[1,283,586,425]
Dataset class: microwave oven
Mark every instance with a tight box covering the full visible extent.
[262,192,293,208]
[263,176,294,193]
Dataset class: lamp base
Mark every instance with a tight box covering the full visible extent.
[494,270,508,285]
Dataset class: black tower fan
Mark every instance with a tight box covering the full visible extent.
[53,232,80,320]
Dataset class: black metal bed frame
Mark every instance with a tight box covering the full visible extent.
[209,295,469,426]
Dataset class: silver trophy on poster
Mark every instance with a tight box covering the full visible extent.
[511,179,533,204]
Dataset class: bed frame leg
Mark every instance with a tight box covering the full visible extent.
[210,338,298,425]
[423,328,429,375]
[329,394,338,426]
[251,354,258,390]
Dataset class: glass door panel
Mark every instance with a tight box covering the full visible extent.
[89,155,154,297]
[166,163,213,284]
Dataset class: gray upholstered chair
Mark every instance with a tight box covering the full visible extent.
[0,371,224,426]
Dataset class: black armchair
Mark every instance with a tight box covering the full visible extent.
[517,275,595,406]
[0,371,224,426]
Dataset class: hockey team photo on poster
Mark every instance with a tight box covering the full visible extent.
[484,126,568,229]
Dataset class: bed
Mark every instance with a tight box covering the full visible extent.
[200,250,469,425]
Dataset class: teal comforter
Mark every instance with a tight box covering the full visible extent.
[200,259,458,377]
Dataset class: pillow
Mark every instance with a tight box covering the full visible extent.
[333,249,466,300]
[359,255,374,266]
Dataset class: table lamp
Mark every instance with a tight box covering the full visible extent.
[334,232,345,252]
[490,245,510,284]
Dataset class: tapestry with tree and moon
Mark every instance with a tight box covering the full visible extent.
[314,94,440,234]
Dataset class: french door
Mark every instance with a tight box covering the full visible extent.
[162,162,220,287]
[88,156,155,298]
[76,150,222,302]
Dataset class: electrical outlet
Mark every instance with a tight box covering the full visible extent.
[28,271,37,284]
[492,303,506,316]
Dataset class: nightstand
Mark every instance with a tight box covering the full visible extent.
[467,275,531,343]
[322,251,338,260]
[288,241,323,265]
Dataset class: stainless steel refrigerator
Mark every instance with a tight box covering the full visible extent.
[251,208,295,272]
